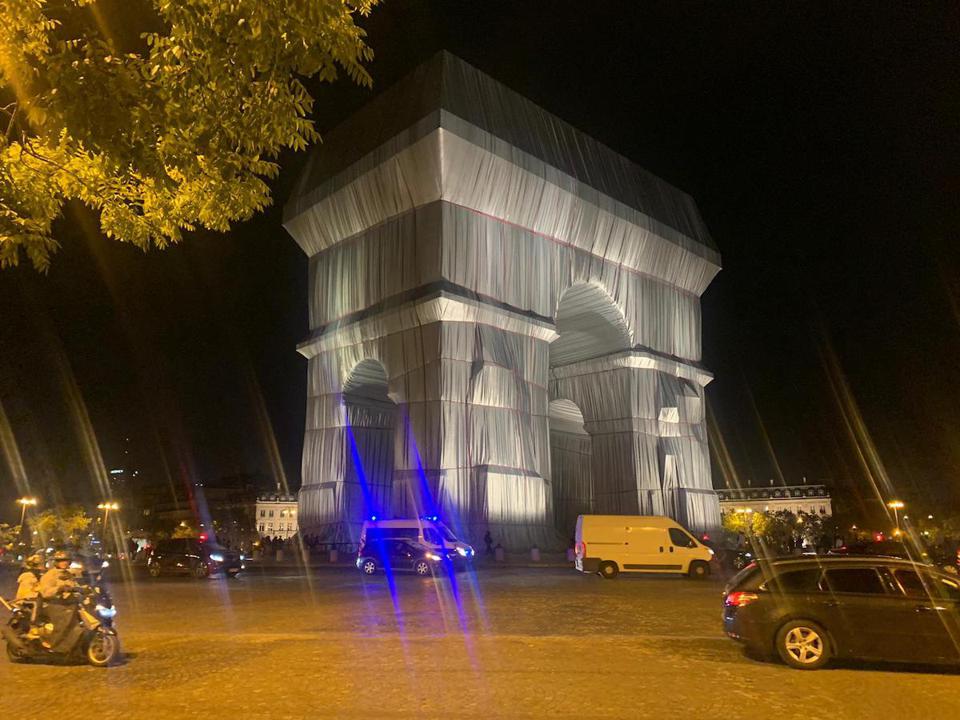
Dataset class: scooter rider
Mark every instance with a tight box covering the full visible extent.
[15,554,44,601]
[38,550,78,650]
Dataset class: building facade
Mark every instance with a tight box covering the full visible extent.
[717,484,832,517]
[256,495,299,539]
[284,52,722,548]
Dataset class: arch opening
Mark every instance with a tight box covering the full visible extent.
[342,359,396,523]
[548,398,593,538]
[550,283,631,367]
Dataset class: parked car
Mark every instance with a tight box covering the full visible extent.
[723,556,960,669]
[829,541,958,574]
[147,538,244,579]
[574,515,715,579]
[356,538,457,576]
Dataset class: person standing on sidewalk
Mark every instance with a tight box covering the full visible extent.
[483,530,494,557]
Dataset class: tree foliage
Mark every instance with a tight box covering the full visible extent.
[0,0,378,269]
[28,505,92,545]
[0,522,20,549]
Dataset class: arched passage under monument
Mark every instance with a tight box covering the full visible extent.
[550,283,632,367]
[549,398,592,538]
[341,359,397,523]
[548,283,632,538]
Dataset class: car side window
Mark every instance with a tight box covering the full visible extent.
[767,569,822,593]
[893,569,927,597]
[821,568,887,594]
[896,570,960,601]
[423,528,441,544]
[668,528,696,548]
[937,576,960,601]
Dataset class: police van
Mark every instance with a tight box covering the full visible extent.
[359,517,475,559]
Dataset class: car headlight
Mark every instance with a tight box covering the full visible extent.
[209,553,224,562]
[95,604,117,619]
[239,554,245,561]
[426,553,442,561]
[707,548,715,556]
[456,547,468,557]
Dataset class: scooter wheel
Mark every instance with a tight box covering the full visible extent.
[86,632,120,667]
[5,642,27,663]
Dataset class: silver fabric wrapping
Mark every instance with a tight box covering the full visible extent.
[289,53,721,548]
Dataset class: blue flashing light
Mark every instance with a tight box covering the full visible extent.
[370,515,378,522]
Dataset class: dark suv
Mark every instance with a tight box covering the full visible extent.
[723,556,960,669]
[148,539,243,579]
[356,538,456,576]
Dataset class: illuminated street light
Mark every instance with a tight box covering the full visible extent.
[16,497,38,527]
[97,501,120,536]
[887,500,905,532]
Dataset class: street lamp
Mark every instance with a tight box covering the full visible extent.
[97,501,120,537]
[887,500,905,532]
[16,497,38,526]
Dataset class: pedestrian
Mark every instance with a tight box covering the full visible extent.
[484,530,494,557]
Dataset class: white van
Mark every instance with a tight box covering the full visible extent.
[574,515,714,579]
[359,517,475,558]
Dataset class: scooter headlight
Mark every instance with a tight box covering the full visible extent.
[95,604,117,619]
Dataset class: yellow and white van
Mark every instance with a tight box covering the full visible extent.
[574,515,714,579]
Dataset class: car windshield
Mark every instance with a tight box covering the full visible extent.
[436,522,458,542]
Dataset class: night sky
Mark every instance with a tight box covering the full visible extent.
[1,1,958,526]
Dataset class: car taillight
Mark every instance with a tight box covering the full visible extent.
[575,541,586,559]
[724,591,760,608]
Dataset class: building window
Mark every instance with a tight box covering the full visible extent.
[259,509,265,517]
[268,510,274,517]
[258,524,264,532]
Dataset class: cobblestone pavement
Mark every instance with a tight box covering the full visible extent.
[0,566,958,719]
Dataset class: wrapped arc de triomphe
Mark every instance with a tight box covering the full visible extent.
[283,52,722,549]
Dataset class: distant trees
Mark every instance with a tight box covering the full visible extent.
[0,522,20,551]
[28,505,92,546]
[722,509,833,553]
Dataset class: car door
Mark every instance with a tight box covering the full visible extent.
[887,567,960,663]
[388,541,416,571]
[168,539,189,572]
[818,566,894,659]
[152,540,171,570]
[667,527,699,571]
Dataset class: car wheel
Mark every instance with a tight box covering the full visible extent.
[598,561,619,580]
[776,620,831,670]
[148,563,161,578]
[414,560,432,576]
[360,559,377,575]
[227,571,240,579]
[688,561,710,579]
[193,563,210,579]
